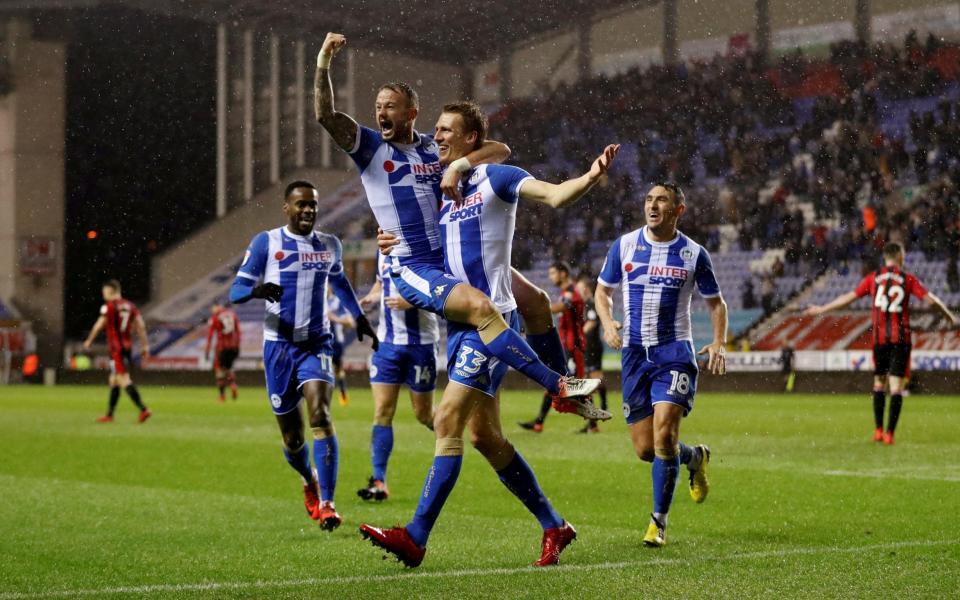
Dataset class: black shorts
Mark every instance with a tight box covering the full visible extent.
[873,344,911,377]
[217,348,239,370]
[584,345,603,372]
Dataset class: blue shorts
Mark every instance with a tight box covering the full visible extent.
[446,311,518,398]
[370,342,438,392]
[388,258,462,316]
[621,340,699,425]
[263,339,335,415]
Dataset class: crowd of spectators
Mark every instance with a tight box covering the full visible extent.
[493,32,960,302]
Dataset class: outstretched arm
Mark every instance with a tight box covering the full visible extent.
[804,291,859,316]
[925,292,959,326]
[315,32,359,151]
[519,144,619,208]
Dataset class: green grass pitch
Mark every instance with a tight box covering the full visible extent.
[1,384,958,598]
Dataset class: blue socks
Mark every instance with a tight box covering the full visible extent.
[406,454,463,547]
[484,328,563,393]
[652,454,681,517]
[371,425,394,482]
[526,329,570,376]
[283,444,313,483]
[313,436,339,502]
[497,452,563,530]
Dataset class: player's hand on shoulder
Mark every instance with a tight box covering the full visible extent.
[603,320,622,350]
[377,228,399,256]
[801,305,820,317]
[698,341,726,375]
[441,168,465,207]
[252,282,283,303]
[320,33,347,59]
[588,144,621,182]
[355,314,379,351]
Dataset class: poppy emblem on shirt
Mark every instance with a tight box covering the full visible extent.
[625,263,634,272]
[383,160,395,173]
[275,251,285,260]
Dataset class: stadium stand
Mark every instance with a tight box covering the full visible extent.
[141,32,960,369]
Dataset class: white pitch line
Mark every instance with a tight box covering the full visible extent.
[823,469,960,482]
[1,539,956,599]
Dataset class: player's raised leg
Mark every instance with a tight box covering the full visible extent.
[303,378,342,530]
[439,283,597,400]
[468,393,576,566]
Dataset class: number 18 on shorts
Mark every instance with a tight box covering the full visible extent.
[620,340,698,424]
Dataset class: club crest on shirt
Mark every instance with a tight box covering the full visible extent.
[680,247,695,260]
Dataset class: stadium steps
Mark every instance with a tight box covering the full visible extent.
[147,167,354,312]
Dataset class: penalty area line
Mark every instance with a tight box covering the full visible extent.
[2,538,957,599]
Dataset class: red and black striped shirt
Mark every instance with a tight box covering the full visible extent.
[101,299,140,354]
[854,266,928,345]
[557,284,586,352]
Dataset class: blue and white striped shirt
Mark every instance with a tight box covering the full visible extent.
[348,125,444,267]
[598,226,721,347]
[231,226,360,344]
[375,252,440,345]
[438,164,533,313]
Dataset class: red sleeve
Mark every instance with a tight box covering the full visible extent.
[907,274,929,299]
[205,317,216,350]
[854,274,873,298]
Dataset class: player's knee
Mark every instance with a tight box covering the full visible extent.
[282,429,305,451]
[465,291,497,322]
[373,402,397,425]
[635,446,655,462]
[412,403,433,429]
[308,406,333,431]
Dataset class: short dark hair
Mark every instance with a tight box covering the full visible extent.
[654,182,686,205]
[103,279,121,293]
[442,101,488,150]
[285,180,316,199]
[883,242,903,259]
[550,261,571,275]
[379,82,419,109]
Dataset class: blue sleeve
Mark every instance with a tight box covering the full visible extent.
[327,237,363,318]
[597,237,623,287]
[695,248,722,297]
[487,164,533,204]
[347,125,382,173]
[229,232,268,304]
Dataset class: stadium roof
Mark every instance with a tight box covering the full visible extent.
[1,0,648,63]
